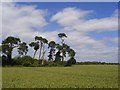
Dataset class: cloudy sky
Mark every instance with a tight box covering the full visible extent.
[1,2,118,63]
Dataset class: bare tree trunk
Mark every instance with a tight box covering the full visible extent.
[61,50,64,63]
[39,42,42,63]
[61,39,64,63]
[41,46,46,65]
[33,50,37,59]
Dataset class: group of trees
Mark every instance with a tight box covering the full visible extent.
[0,33,76,66]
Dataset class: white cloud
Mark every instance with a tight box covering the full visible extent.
[51,7,118,63]
[51,7,93,26]
[2,2,48,41]
[51,7,118,32]
[2,2,58,59]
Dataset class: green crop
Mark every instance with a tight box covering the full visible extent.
[2,65,118,88]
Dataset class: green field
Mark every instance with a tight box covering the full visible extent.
[2,65,118,88]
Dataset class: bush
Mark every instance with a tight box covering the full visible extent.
[2,55,9,66]
[30,60,40,67]
[13,56,33,66]
[46,61,55,67]
[66,60,72,66]
[68,57,76,64]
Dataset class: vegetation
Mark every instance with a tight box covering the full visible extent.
[2,36,21,61]
[2,65,118,88]
[1,33,76,67]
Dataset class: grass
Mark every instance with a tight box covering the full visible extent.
[2,65,118,88]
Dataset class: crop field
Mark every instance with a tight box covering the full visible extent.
[2,65,118,88]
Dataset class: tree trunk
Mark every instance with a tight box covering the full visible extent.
[7,54,12,61]
[8,45,12,61]
[41,46,46,65]
[61,39,64,63]
[39,42,42,61]
[42,50,46,60]
[61,50,64,63]
[33,50,37,59]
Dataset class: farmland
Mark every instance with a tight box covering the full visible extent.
[2,65,118,88]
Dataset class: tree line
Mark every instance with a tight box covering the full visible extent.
[0,33,76,66]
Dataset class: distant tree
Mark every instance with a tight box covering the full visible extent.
[58,33,67,44]
[55,50,61,62]
[62,43,70,58]
[35,36,48,60]
[48,41,56,61]
[55,44,62,62]
[29,42,39,59]
[67,48,76,58]
[18,42,28,56]
[67,48,76,64]
[58,33,67,62]
[35,36,43,60]
[2,36,21,61]
[41,38,48,64]
[35,36,48,64]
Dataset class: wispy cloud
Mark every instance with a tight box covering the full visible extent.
[51,7,118,62]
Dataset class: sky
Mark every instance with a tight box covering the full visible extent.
[1,2,118,63]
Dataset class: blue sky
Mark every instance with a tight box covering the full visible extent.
[2,2,118,63]
[16,2,118,47]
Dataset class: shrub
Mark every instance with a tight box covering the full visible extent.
[30,59,40,67]
[66,60,72,66]
[42,60,48,66]
[2,55,9,66]
[47,61,55,67]
[13,56,33,66]
[68,57,76,64]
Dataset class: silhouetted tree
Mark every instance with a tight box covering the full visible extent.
[67,48,76,64]
[29,42,39,59]
[35,36,48,64]
[55,44,62,62]
[48,41,56,61]
[35,36,43,60]
[67,48,76,58]
[2,36,21,61]
[18,42,28,56]
[41,38,48,64]
[58,33,67,62]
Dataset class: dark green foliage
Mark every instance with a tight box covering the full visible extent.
[35,36,48,64]
[57,33,67,62]
[65,57,76,66]
[76,61,118,65]
[67,48,76,58]
[29,42,39,59]
[2,36,21,60]
[2,55,8,66]
[30,59,40,67]
[18,42,28,56]
[66,60,72,66]
[58,33,67,38]
[47,61,57,67]
[29,42,39,51]
[55,51,61,62]
[13,56,33,66]
[68,57,76,64]
[48,41,56,61]
[2,33,77,67]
